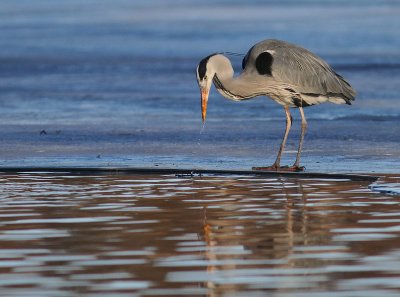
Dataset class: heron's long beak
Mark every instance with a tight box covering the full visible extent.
[201,88,209,123]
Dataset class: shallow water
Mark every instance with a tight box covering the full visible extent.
[1,173,400,296]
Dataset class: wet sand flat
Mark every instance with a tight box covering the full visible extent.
[0,0,399,173]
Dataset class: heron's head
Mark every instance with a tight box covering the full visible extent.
[196,53,218,123]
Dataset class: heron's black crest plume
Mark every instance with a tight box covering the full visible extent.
[197,53,217,80]
[222,52,245,57]
[198,52,244,80]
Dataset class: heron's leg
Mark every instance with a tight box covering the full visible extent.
[291,106,307,170]
[253,106,292,171]
[274,106,292,167]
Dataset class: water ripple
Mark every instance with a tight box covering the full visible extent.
[0,173,399,296]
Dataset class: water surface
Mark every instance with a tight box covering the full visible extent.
[1,173,400,296]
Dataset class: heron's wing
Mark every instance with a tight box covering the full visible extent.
[246,40,356,101]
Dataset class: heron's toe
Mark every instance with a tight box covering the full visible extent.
[289,165,305,172]
[268,165,306,172]
[252,165,279,171]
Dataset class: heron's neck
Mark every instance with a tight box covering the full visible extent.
[212,57,264,101]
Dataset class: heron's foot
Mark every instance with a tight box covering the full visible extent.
[252,165,305,172]
[252,164,280,171]
[280,165,305,172]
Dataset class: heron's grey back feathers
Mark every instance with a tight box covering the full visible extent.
[242,39,356,105]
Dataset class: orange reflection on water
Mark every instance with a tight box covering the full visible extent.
[0,173,399,296]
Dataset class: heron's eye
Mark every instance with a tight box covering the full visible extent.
[204,75,207,80]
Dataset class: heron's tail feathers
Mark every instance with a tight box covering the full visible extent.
[332,71,356,104]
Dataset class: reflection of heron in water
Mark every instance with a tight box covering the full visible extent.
[196,39,356,171]
[198,177,311,295]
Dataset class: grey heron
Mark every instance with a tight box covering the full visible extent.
[196,39,356,171]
